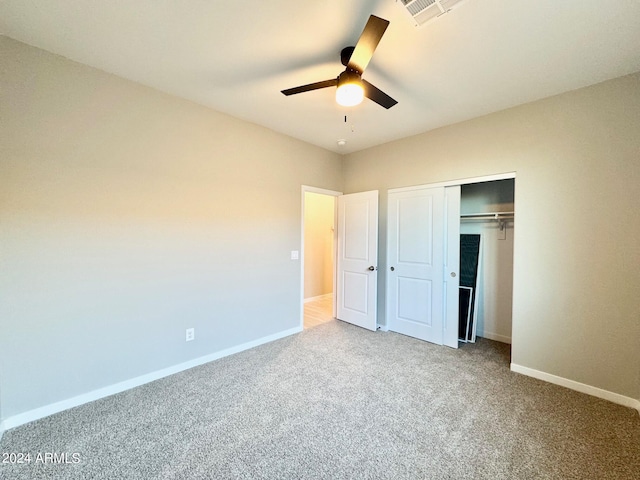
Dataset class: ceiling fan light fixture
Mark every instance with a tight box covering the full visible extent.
[336,71,364,107]
[281,15,396,109]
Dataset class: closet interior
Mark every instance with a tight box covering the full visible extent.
[459,179,515,345]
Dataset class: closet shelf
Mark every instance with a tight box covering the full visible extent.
[460,212,514,231]
[460,211,514,220]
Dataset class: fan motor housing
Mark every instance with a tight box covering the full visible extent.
[337,69,362,86]
[340,46,356,67]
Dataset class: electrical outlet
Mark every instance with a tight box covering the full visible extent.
[185,328,195,342]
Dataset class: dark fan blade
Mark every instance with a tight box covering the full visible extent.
[363,80,397,109]
[281,79,337,96]
[347,15,390,75]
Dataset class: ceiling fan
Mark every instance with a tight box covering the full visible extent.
[281,15,398,109]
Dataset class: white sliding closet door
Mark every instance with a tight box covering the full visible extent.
[387,187,445,344]
[387,186,460,346]
[444,186,461,348]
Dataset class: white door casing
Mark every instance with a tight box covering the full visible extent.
[387,187,446,343]
[336,191,379,331]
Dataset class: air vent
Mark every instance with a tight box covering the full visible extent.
[399,0,468,26]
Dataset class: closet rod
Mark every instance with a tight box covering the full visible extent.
[460,211,514,220]
[460,212,514,231]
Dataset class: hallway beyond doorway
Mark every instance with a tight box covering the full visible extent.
[304,294,334,329]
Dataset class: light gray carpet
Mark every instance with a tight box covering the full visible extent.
[1,320,639,479]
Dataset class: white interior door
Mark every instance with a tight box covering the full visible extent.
[387,187,445,343]
[336,191,378,331]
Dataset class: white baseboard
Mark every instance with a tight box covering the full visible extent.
[304,293,332,304]
[511,363,640,415]
[0,423,4,443]
[377,324,389,332]
[1,326,303,432]
[479,331,512,344]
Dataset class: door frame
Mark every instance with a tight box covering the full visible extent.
[387,171,516,347]
[387,172,515,193]
[300,186,342,329]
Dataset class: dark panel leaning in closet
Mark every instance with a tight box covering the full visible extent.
[459,234,480,342]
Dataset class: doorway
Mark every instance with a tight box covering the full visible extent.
[301,187,340,329]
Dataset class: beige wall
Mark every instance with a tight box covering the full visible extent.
[304,192,335,299]
[343,73,640,401]
[0,37,343,419]
[1,34,638,423]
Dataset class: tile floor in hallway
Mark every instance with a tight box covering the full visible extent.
[303,294,334,329]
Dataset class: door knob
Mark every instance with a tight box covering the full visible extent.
[390,266,395,271]
[368,266,375,271]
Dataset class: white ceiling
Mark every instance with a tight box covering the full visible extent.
[2,0,640,154]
